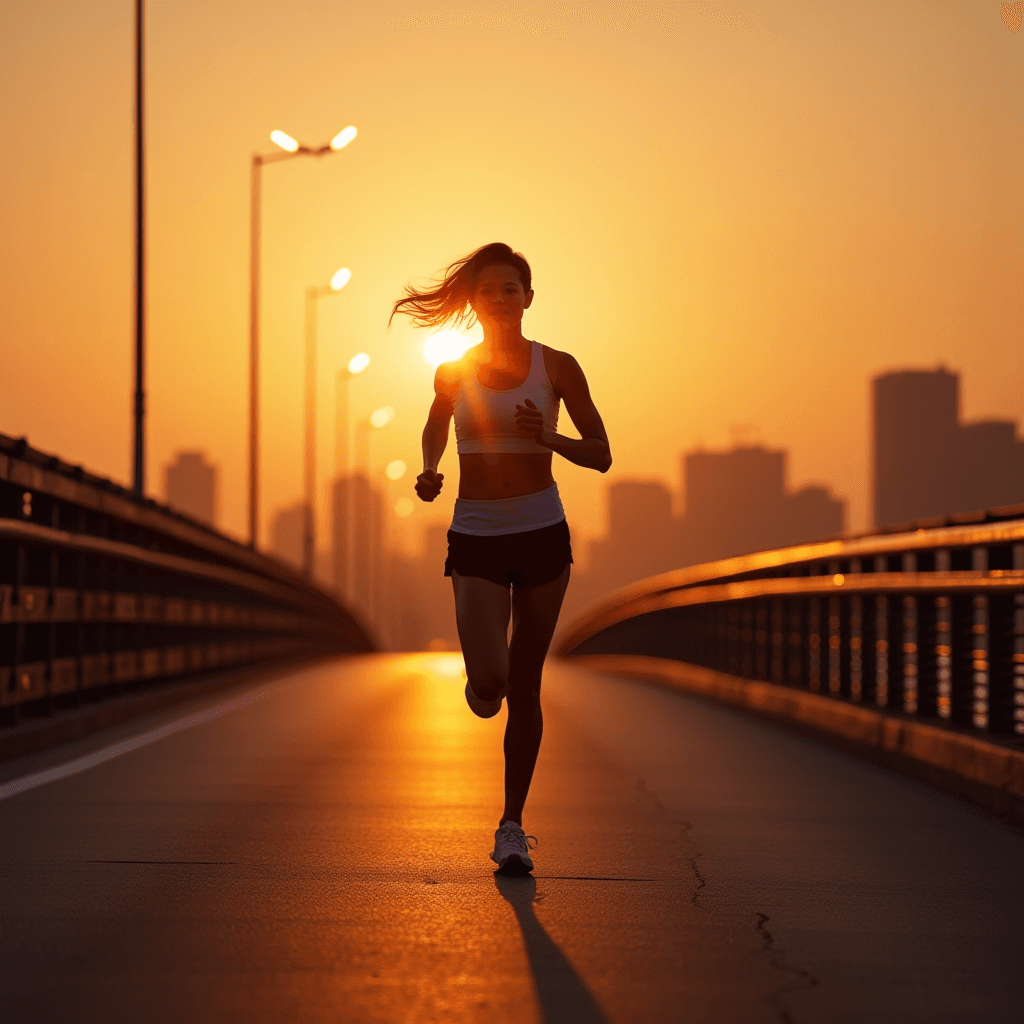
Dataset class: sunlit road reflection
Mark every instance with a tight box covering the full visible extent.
[2,654,1022,1023]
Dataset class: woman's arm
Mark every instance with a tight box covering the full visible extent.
[515,351,612,473]
[416,367,457,501]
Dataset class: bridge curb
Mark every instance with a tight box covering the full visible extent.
[564,654,1024,826]
[0,656,332,765]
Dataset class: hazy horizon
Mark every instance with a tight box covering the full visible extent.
[2,0,1021,557]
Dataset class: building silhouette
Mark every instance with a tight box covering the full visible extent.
[586,481,676,598]
[164,451,217,526]
[332,473,384,617]
[563,448,845,622]
[270,502,304,569]
[873,368,1024,527]
[680,446,844,563]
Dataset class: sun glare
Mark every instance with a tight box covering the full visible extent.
[423,330,479,369]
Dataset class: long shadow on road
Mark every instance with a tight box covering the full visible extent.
[494,874,610,1024]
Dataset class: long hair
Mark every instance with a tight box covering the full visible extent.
[390,242,532,331]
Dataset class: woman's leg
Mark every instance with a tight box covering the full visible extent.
[501,563,571,825]
[451,571,511,701]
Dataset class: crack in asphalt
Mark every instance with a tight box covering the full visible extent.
[755,912,819,1024]
[678,819,707,907]
[635,779,706,908]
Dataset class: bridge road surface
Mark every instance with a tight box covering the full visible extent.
[2,654,1023,1024]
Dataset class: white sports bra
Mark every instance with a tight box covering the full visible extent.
[453,341,560,455]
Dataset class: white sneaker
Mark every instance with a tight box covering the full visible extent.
[465,679,503,719]
[490,820,537,874]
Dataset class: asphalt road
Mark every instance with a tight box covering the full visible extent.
[2,654,1022,1024]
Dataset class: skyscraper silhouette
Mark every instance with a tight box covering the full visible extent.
[164,451,218,526]
[270,502,304,569]
[872,368,1024,527]
[681,446,844,562]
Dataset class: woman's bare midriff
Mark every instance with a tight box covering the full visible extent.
[457,452,555,499]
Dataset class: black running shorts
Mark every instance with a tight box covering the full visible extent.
[444,520,572,590]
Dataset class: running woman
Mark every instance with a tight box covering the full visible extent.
[392,242,612,874]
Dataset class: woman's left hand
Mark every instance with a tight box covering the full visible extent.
[514,399,553,447]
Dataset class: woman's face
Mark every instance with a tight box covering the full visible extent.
[470,262,534,328]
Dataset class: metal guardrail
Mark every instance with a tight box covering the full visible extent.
[0,434,375,727]
[557,506,1024,737]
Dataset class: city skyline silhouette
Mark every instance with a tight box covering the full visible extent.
[2,1,1021,562]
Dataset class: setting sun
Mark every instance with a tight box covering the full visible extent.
[423,330,479,369]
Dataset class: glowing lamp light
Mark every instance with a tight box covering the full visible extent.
[331,125,358,150]
[370,405,396,429]
[270,129,299,152]
[424,329,478,368]
[395,497,414,518]
[348,352,370,375]
[330,267,351,291]
[385,459,407,481]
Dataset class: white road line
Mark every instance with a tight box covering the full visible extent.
[0,688,271,802]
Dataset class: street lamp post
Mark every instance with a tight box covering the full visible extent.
[248,125,357,549]
[132,0,145,496]
[302,268,352,580]
[334,352,370,601]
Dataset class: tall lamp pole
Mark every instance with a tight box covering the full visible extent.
[132,0,145,495]
[303,268,352,579]
[335,351,370,601]
[1003,5,1023,312]
[248,124,357,549]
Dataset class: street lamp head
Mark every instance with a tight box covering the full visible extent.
[348,352,370,375]
[331,126,358,150]
[331,267,352,291]
[270,129,300,153]
[370,405,396,429]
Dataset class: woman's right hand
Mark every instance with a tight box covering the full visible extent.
[415,469,444,502]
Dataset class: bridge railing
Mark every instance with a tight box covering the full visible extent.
[0,434,375,726]
[556,506,1024,738]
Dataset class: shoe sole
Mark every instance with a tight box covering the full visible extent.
[492,854,534,876]
[465,681,502,719]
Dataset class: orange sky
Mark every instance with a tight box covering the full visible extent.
[1,1,1021,561]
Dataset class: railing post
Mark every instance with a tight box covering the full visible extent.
[715,604,729,673]
[903,596,919,715]
[683,606,698,664]
[849,595,863,701]
[916,595,939,719]
[948,593,975,727]
[740,603,754,678]
[754,600,768,681]
[770,598,784,684]
[808,597,822,691]
[696,606,709,668]
[861,595,880,705]
[986,593,1017,735]
[838,595,853,698]
[786,598,805,688]
[883,595,907,712]
[727,604,741,676]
